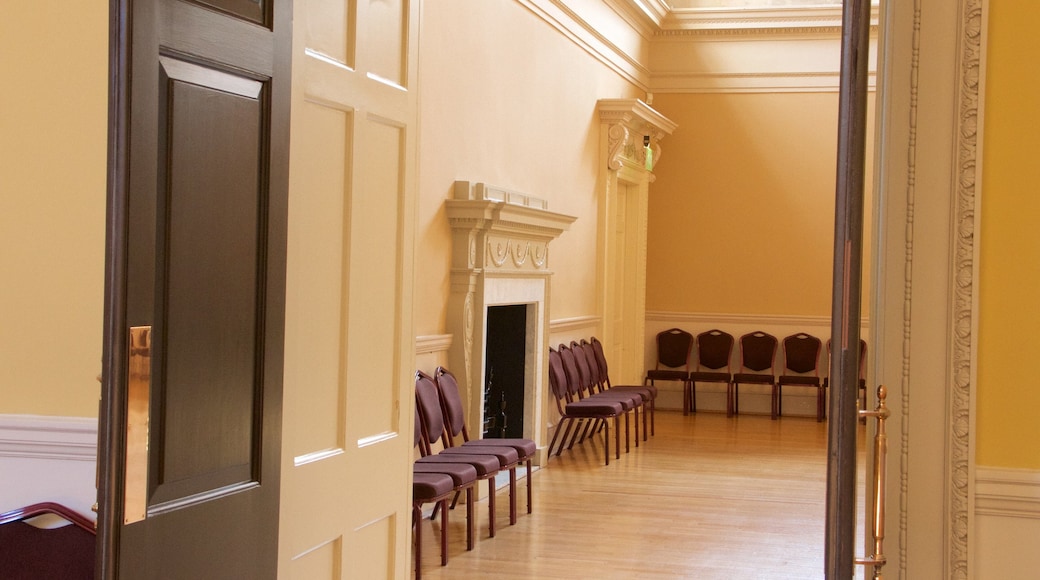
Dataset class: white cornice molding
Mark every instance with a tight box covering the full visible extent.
[516,0,652,90]
[659,5,879,34]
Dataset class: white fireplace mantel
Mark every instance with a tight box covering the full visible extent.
[445,181,576,462]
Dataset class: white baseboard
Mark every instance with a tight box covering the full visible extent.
[0,414,98,519]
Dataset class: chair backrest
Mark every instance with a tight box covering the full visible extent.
[739,331,777,373]
[696,329,733,371]
[589,337,612,387]
[415,370,450,448]
[414,403,426,452]
[782,333,821,375]
[655,328,694,370]
[569,341,598,394]
[547,347,571,408]
[433,367,469,442]
[578,339,604,389]
[558,344,586,399]
[0,503,96,579]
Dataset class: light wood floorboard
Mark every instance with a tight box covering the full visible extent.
[413,410,866,579]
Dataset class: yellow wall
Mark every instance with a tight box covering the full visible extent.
[416,0,642,337]
[0,2,108,417]
[647,91,873,317]
[977,1,1040,469]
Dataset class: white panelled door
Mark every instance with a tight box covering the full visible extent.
[282,0,419,578]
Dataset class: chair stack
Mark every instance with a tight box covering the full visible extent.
[546,337,660,464]
[411,368,536,577]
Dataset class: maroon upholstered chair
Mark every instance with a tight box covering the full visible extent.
[412,471,459,578]
[688,329,734,414]
[645,328,693,415]
[412,408,478,553]
[547,346,623,465]
[776,333,825,421]
[560,343,638,454]
[416,371,519,537]
[590,336,659,436]
[0,502,95,580]
[731,331,778,417]
[434,366,535,519]
[566,341,643,451]
[573,340,653,444]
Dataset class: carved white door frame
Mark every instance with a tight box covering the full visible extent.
[872,0,985,577]
[597,99,677,386]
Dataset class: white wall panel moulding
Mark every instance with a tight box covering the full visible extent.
[976,467,1040,519]
[0,414,97,461]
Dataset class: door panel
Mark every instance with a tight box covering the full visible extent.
[283,0,418,577]
[102,0,291,577]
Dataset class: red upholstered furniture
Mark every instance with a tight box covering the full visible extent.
[731,331,778,417]
[416,370,519,537]
[645,328,693,415]
[547,346,623,465]
[434,366,535,519]
[0,502,96,580]
[688,329,734,414]
[776,333,825,421]
[590,336,659,436]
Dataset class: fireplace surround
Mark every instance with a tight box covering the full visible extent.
[445,181,575,461]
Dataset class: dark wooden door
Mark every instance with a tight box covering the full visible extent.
[99,0,291,577]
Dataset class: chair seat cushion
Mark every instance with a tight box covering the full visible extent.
[646,370,688,381]
[438,445,519,465]
[412,461,477,486]
[565,400,622,416]
[412,472,454,499]
[418,453,501,475]
[608,385,655,400]
[463,438,537,457]
[778,375,821,386]
[733,372,775,384]
[690,371,731,384]
[587,391,641,409]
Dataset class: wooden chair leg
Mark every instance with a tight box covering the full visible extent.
[487,479,496,538]
[439,498,449,566]
[525,459,533,514]
[509,466,518,525]
[413,504,423,580]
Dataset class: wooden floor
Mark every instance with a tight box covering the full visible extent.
[413,410,866,579]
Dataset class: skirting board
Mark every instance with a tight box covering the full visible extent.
[0,414,98,519]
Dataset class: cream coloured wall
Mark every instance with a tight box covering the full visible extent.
[978,0,1040,470]
[0,2,108,417]
[646,91,874,318]
[416,0,644,340]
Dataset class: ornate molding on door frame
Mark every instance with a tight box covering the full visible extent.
[891,0,984,577]
[948,0,985,577]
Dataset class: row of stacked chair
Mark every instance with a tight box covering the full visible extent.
[410,367,536,578]
[646,328,867,422]
[546,338,657,466]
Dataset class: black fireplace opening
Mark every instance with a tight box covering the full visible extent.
[483,304,527,439]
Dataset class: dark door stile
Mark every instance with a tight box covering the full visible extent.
[99,0,291,577]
